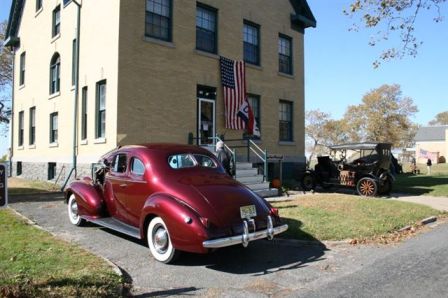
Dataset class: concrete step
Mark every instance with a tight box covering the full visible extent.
[254,188,279,198]
[245,182,271,191]
[236,175,264,184]
[235,162,255,170]
[235,168,258,177]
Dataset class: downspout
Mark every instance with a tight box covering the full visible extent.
[61,0,81,190]
[8,49,15,177]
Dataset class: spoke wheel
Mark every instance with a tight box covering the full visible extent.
[356,177,378,197]
[147,217,179,264]
[301,173,316,191]
[67,194,85,226]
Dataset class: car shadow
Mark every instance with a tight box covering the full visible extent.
[174,218,327,275]
[8,191,64,203]
[85,218,327,276]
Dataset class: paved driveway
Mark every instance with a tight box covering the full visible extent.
[8,193,445,297]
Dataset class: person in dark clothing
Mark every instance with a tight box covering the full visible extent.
[216,141,232,176]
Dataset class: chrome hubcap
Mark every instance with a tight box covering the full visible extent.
[153,226,168,253]
[70,200,79,220]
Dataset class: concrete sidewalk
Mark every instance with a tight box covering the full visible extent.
[390,194,448,212]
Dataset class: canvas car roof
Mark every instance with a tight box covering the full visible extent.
[329,142,391,151]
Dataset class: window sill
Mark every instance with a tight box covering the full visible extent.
[80,139,88,145]
[29,144,36,149]
[51,33,61,43]
[195,49,219,60]
[246,63,263,71]
[49,142,59,148]
[143,36,175,48]
[278,72,295,79]
[70,85,76,91]
[94,138,107,144]
[35,7,43,17]
[278,141,295,146]
[17,146,24,150]
[49,92,60,99]
[18,84,25,90]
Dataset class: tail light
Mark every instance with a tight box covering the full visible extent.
[270,207,279,217]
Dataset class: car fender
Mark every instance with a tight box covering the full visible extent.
[140,193,209,254]
[65,178,104,219]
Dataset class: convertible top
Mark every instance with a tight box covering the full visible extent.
[329,142,392,151]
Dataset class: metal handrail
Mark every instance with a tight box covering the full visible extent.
[249,139,268,182]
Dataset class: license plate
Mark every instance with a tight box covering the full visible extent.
[240,205,257,219]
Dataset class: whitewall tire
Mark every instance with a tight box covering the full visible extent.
[68,194,85,226]
[147,217,178,264]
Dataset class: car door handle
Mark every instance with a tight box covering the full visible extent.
[119,183,127,188]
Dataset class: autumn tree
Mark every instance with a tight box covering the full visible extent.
[343,84,418,147]
[305,110,349,164]
[429,111,448,125]
[0,20,13,134]
[346,0,447,67]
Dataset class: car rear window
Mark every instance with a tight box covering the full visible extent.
[168,154,217,169]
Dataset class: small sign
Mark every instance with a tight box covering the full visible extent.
[0,163,7,208]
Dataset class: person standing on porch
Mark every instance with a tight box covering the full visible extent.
[216,141,232,176]
[426,158,432,175]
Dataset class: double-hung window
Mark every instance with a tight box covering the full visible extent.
[50,53,60,94]
[18,111,24,147]
[81,87,88,140]
[279,100,293,142]
[243,22,260,65]
[19,52,25,86]
[96,80,106,139]
[36,0,42,11]
[50,112,58,143]
[196,4,217,54]
[29,107,36,145]
[145,0,172,41]
[52,5,61,37]
[278,34,293,75]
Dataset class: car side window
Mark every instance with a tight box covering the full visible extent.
[193,154,217,168]
[168,154,196,169]
[112,154,127,173]
[131,157,145,176]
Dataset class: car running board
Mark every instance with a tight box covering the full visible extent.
[90,217,141,239]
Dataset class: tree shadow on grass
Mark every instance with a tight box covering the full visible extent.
[393,174,448,196]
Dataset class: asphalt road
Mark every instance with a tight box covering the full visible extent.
[8,193,448,297]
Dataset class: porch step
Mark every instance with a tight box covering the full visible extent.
[235,162,255,170]
[236,175,264,184]
[89,217,141,239]
[254,188,280,198]
[235,168,258,177]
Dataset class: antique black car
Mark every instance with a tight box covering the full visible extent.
[301,143,394,196]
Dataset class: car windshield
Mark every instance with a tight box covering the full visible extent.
[346,149,377,163]
[168,154,217,169]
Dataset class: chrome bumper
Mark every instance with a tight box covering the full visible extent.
[202,217,288,249]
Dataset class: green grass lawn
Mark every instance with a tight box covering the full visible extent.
[273,194,441,241]
[395,163,448,197]
[0,209,123,297]
[7,177,59,195]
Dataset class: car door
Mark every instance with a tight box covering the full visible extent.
[119,156,152,227]
[107,153,131,224]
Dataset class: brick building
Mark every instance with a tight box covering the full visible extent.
[5,0,315,184]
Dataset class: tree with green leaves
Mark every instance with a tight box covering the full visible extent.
[343,84,418,147]
[429,111,448,125]
[346,0,447,67]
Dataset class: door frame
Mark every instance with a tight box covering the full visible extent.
[197,97,216,147]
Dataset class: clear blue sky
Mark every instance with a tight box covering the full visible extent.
[1,0,447,156]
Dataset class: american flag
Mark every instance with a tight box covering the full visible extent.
[220,57,246,130]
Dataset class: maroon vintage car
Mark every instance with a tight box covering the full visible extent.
[65,144,288,263]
